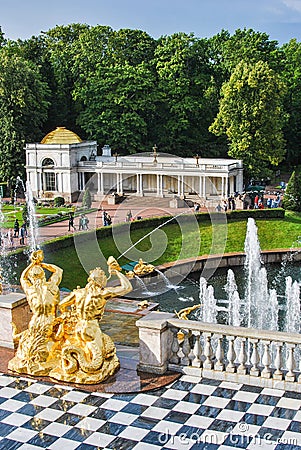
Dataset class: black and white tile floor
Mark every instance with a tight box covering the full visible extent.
[0,372,301,450]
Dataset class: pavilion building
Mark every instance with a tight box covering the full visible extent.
[25,127,243,203]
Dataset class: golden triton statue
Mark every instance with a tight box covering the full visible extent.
[8,252,133,384]
[133,258,155,276]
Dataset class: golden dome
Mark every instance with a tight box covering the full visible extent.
[41,127,82,144]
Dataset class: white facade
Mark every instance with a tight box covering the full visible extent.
[25,139,243,203]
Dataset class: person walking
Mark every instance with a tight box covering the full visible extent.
[20,223,27,245]
[68,213,76,232]
[13,219,20,237]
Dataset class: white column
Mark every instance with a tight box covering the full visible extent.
[136,174,140,195]
[139,174,143,196]
[178,175,181,196]
[181,175,184,197]
[199,176,202,197]
[203,176,206,199]
[157,174,160,196]
[230,176,234,195]
[97,173,101,194]
[119,173,123,195]
[221,176,224,198]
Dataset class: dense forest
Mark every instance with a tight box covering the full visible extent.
[0,24,300,185]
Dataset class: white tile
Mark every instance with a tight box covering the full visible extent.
[83,431,115,447]
[231,422,261,438]
[141,406,169,420]
[262,416,291,430]
[198,430,228,445]
[219,381,242,390]
[35,407,65,422]
[277,397,301,410]
[161,389,187,401]
[119,425,150,441]
[247,403,274,416]
[18,444,44,450]
[0,375,16,386]
[280,430,301,447]
[48,438,80,450]
[172,401,200,414]
[232,391,259,403]
[247,438,277,450]
[152,420,183,434]
[2,412,30,426]
[261,388,285,397]
[130,393,157,406]
[100,398,128,411]
[6,427,37,443]
[30,395,57,407]
[61,391,90,402]
[0,399,26,412]
[165,435,195,449]
[215,409,245,423]
[180,375,202,383]
[25,383,51,394]
[185,415,214,429]
[68,403,97,416]
[203,396,230,408]
[42,422,73,437]
[75,417,105,431]
[190,384,217,395]
[0,387,19,398]
[107,411,137,425]
[132,442,162,449]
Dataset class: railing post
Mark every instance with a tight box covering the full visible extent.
[285,344,296,382]
[170,326,180,365]
[261,340,272,378]
[273,342,283,380]
[214,334,224,371]
[191,331,202,368]
[226,336,236,373]
[237,338,247,375]
[249,339,260,377]
[203,333,214,369]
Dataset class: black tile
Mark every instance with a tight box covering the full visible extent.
[201,378,221,386]
[121,403,148,415]
[16,403,43,416]
[76,444,98,450]
[0,409,12,421]
[240,385,263,393]
[89,408,116,421]
[7,379,35,390]
[22,417,51,431]
[152,397,178,409]
[208,419,236,433]
[97,422,126,436]
[283,391,301,400]
[223,434,251,448]
[131,416,159,430]
[149,387,168,396]
[271,407,297,420]
[62,427,94,442]
[12,391,38,402]
[177,425,205,440]
[226,400,252,412]
[43,386,71,398]
[0,438,22,449]
[170,380,198,391]
[164,410,191,424]
[27,432,58,448]
[182,392,208,404]
[196,405,221,418]
[56,412,85,426]
[108,436,137,449]
[255,394,280,406]
[257,426,284,441]
[190,442,219,449]
[288,421,301,432]
[0,397,7,405]
[82,395,107,407]
[142,430,168,446]
[275,444,301,450]
[0,423,16,437]
[48,399,76,411]
[242,413,267,426]
[112,393,137,402]
[211,387,236,399]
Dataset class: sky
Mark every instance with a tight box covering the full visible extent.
[1,0,301,45]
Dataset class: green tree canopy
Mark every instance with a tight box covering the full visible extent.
[283,171,301,211]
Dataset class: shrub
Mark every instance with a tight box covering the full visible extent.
[82,188,92,209]
[283,171,301,212]
[54,196,65,207]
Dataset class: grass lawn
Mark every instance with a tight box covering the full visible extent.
[1,205,72,228]
[31,211,301,290]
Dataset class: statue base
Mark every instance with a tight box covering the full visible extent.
[0,293,30,348]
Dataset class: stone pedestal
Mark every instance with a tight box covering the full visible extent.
[169,198,186,208]
[136,311,176,374]
[0,293,29,348]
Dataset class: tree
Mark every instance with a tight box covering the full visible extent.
[82,188,92,209]
[283,171,301,211]
[0,48,50,183]
[209,60,287,180]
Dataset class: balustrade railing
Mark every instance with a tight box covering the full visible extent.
[167,319,301,385]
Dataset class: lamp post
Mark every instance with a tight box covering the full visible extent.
[113,152,119,163]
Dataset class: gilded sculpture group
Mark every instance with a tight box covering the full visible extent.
[8,250,133,384]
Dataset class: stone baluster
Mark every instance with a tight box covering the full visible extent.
[298,345,301,383]
[249,339,260,376]
[226,336,236,373]
[169,326,180,364]
[237,338,247,374]
[203,332,214,369]
[214,334,224,371]
[191,331,202,368]
[273,342,283,380]
[285,344,296,382]
[181,330,192,366]
[261,340,272,378]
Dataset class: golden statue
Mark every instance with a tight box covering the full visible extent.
[175,304,201,320]
[8,253,133,384]
[133,258,155,276]
[8,250,63,375]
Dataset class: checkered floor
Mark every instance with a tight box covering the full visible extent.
[0,373,301,449]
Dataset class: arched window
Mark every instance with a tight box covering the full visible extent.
[42,158,55,167]
[80,156,87,161]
